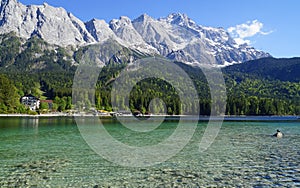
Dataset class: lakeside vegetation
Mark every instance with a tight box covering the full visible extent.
[0,33,299,115]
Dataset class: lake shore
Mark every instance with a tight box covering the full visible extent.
[0,113,72,117]
[0,113,298,121]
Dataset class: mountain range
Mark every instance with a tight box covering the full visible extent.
[0,0,271,66]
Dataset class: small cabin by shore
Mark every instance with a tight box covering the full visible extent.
[21,94,40,111]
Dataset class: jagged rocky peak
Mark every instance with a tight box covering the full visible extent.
[85,18,116,42]
[132,14,179,50]
[0,0,95,46]
[160,13,196,27]
[108,15,155,53]
[0,0,271,65]
[133,13,154,23]
[109,16,132,30]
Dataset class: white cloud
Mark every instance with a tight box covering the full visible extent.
[227,20,273,45]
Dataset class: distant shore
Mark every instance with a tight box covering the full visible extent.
[0,113,95,117]
[0,114,299,121]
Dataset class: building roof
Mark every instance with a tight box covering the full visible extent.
[22,94,39,99]
[40,100,53,103]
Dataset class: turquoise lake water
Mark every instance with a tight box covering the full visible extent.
[0,117,299,187]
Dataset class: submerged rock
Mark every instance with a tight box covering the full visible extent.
[0,157,70,187]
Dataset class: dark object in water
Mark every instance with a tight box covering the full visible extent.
[273,129,283,138]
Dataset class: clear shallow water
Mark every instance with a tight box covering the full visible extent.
[0,117,299,187]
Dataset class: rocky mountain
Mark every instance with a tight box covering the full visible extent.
[0,0,271,66]
[0,0,95,46]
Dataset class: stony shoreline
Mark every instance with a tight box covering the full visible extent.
[0,113,74,117]
[0,114,298,121]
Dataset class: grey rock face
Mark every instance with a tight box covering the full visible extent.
[85,18,116,42]
[0,1,271,65]
[0,0,94,46]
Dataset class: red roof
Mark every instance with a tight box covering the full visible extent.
[40,100,53,103]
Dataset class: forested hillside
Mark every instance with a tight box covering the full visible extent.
[223,58,300,115]
[224,57,300,82]
[0,33,299,115]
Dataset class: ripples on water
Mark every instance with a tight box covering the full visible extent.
[0,117,299,187]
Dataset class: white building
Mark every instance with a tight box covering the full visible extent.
[21,94,40,111]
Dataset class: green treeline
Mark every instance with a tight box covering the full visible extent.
[0,32,299,115]
[0,60,299,115]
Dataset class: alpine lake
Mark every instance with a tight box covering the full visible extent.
[0,116,299,187]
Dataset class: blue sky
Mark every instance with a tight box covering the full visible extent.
[19,0,299,58]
